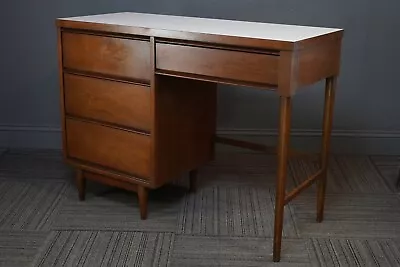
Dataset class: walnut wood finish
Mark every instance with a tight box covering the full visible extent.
[285,170,323,204]
[83,171,148,219]
[56,13,343,262]
[62,31,151,83]
[65,118,151,178]
[153,75,217,187]
[278,50,299,96]
[66,161,151,188]
[156,43,279,86]
[64,73,151,131]
[84,171,139,192]
[317,77,337,222]
[149,36,157,181]
[278,40,342,96]
[298,41,341,87]
[273,96,292,262]
[57,29,67,159]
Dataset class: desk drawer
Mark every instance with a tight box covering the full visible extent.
[62,32,151,82]
[156,43,279,85]
[66,118,151,178]
[64,73,151,132]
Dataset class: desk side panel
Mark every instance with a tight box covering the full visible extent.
[278,32,343,96]
[297,38,343,87]
[153,75,217,187]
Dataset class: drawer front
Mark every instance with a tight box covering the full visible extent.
[66,118,151,178]
[62,32,151,82]
[156,43,279,85]
[64,73,151,131]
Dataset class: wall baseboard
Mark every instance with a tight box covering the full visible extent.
[0,125,62,150]
[0,125,399,155]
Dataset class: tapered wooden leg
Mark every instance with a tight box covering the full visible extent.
[76,169,86,201]
[138,185,148,220]
[189,169,198,192]
[317,77,337,222]
[273,96,292,262]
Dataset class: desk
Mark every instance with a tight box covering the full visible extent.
[56,12,343,261]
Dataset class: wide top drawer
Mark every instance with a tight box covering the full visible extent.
[61,31,151,83]
[156,43,279,86]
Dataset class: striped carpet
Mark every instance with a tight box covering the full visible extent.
[0,148,399,266]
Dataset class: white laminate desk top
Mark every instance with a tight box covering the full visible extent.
[58,12,342,43]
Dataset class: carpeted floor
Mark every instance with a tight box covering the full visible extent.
[0,148,400,266]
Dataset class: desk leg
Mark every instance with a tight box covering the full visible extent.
[273,96,292,262]
[317,76,337,222]
[138,186,148,220]
[76,169,86,201]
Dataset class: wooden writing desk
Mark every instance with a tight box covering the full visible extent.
[56,12,343,261]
